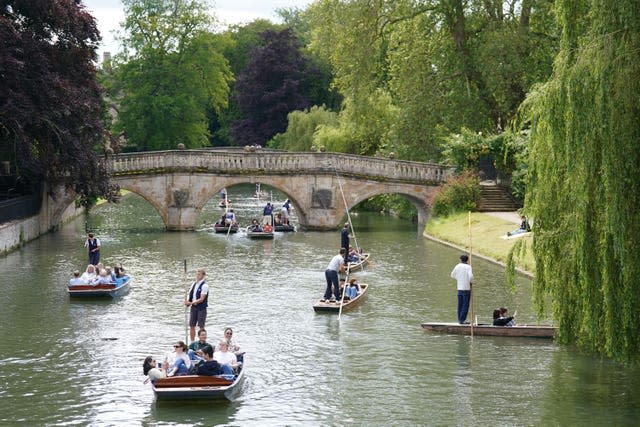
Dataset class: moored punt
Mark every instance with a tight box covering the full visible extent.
[152,363,245,400]
[273,224,295,232]
[346,253,370,273]
[67,276,132,298]
[246,227,274,239]
[214,224,239,234]
[420,322,556,339]
[313,283,369,313]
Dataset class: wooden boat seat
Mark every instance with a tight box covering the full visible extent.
[154,375,233,388]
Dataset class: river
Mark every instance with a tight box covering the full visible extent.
[1,184,639,426]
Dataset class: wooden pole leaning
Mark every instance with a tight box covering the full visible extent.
[468,212,474,338]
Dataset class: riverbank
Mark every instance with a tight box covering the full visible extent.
[423,211,535,277]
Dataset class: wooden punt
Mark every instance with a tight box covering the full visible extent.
[152,362,245,400]
[421,322,556,339]
[214,224,239,234]
[67,276,132,298]
[273,224,295,232]
[346,253,370,273]
[313,283,369,313]
[246,227,274,239]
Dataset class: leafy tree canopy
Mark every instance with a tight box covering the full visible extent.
[0,0,113,203]
[231,28,319,146]
[110,0,233,150]
[524,0,640,361]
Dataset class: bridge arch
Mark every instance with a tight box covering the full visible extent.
[107,150,453,231]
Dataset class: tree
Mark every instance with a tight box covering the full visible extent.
[111,0,232,150]
[524,0,640,361]
[231,28,319,146]
[0,0,112,203]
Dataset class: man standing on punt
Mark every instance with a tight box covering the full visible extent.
[185,268,209,342]
[451,254,473,324]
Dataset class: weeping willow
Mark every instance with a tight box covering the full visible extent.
[524,0,640,361]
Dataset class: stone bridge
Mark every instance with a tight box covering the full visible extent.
[106,149,455,231]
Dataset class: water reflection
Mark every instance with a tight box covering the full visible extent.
[1,184,639,425]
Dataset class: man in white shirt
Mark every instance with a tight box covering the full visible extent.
[323,248,346,302]
[451,254,473,324]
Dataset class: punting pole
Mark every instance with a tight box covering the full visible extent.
[468,212,474,338]
[183,259,189,343]
[334,168,360,253]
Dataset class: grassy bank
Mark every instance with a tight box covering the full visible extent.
[424,212,535,274]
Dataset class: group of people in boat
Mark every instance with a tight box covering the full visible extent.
[321,246,364,303]
[214,209,238,228]
[68,262,128,286]
[248,218,272,233]
[261,200,291,226]
[143,327,243,383]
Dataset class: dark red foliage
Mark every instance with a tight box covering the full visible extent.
[231,28,319,147]
[0,0,114,202]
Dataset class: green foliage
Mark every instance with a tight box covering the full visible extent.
[440,128,527,184]
[357,194,417,221]
[431,171,481,217]
[524,0,640,361]
[269,105,338,151]
[109,0,233,150]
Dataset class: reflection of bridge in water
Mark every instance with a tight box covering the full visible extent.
[103,149,454,231]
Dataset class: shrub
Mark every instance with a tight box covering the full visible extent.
[431,171,481,217]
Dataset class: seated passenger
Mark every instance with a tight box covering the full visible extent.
[91,269,113,285]
[347,246,364,263]
[80,264,97,282]
[69,270,87,286]
[346,278,361,299]
[492,307,516,326]
[263,223,273,233]
[143,356,168,384]
[274,213,283,226]
[188,329,211,360]
[248,218,262,232]
[105,266,116,282]
[216,327,241,356]
[196,345,235,377]
[167,341,191,376]
[214,341,238,370]
[225,209,236,225]
[114,264,127,278]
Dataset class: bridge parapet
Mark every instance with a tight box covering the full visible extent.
[109,150,454,184]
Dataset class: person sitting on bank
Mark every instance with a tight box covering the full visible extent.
[507,216,531,236]
[143,356,168,384]
[196,345,235,377]
[492,308,517,326]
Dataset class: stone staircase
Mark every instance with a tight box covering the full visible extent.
[477,183,521,212]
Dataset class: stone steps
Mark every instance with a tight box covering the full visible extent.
[477,185,521,212]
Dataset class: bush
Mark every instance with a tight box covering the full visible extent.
[431,171,481,217]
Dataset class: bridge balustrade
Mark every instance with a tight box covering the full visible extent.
[109,150,453,184]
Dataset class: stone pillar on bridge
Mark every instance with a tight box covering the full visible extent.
[166,188,198,231]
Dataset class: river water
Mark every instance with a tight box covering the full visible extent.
[1,184,639,426]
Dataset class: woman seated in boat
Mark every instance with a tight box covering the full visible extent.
[167,341,192,376]
[507,216,531,236]
[263,223,273,233]
[216,327,242,360]
[492,308,517,326]
[91,269,113,286]
[69,270,87,286]
[345,278,361,299]
[347,246,364,263]
[80,264,97,282]
[143,356,168,384]
[213,341,238,371]
[196,345,235,378]
[248,218,262,232]
[274,213,283,226]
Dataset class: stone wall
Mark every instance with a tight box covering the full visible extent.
[0,190,83,256]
